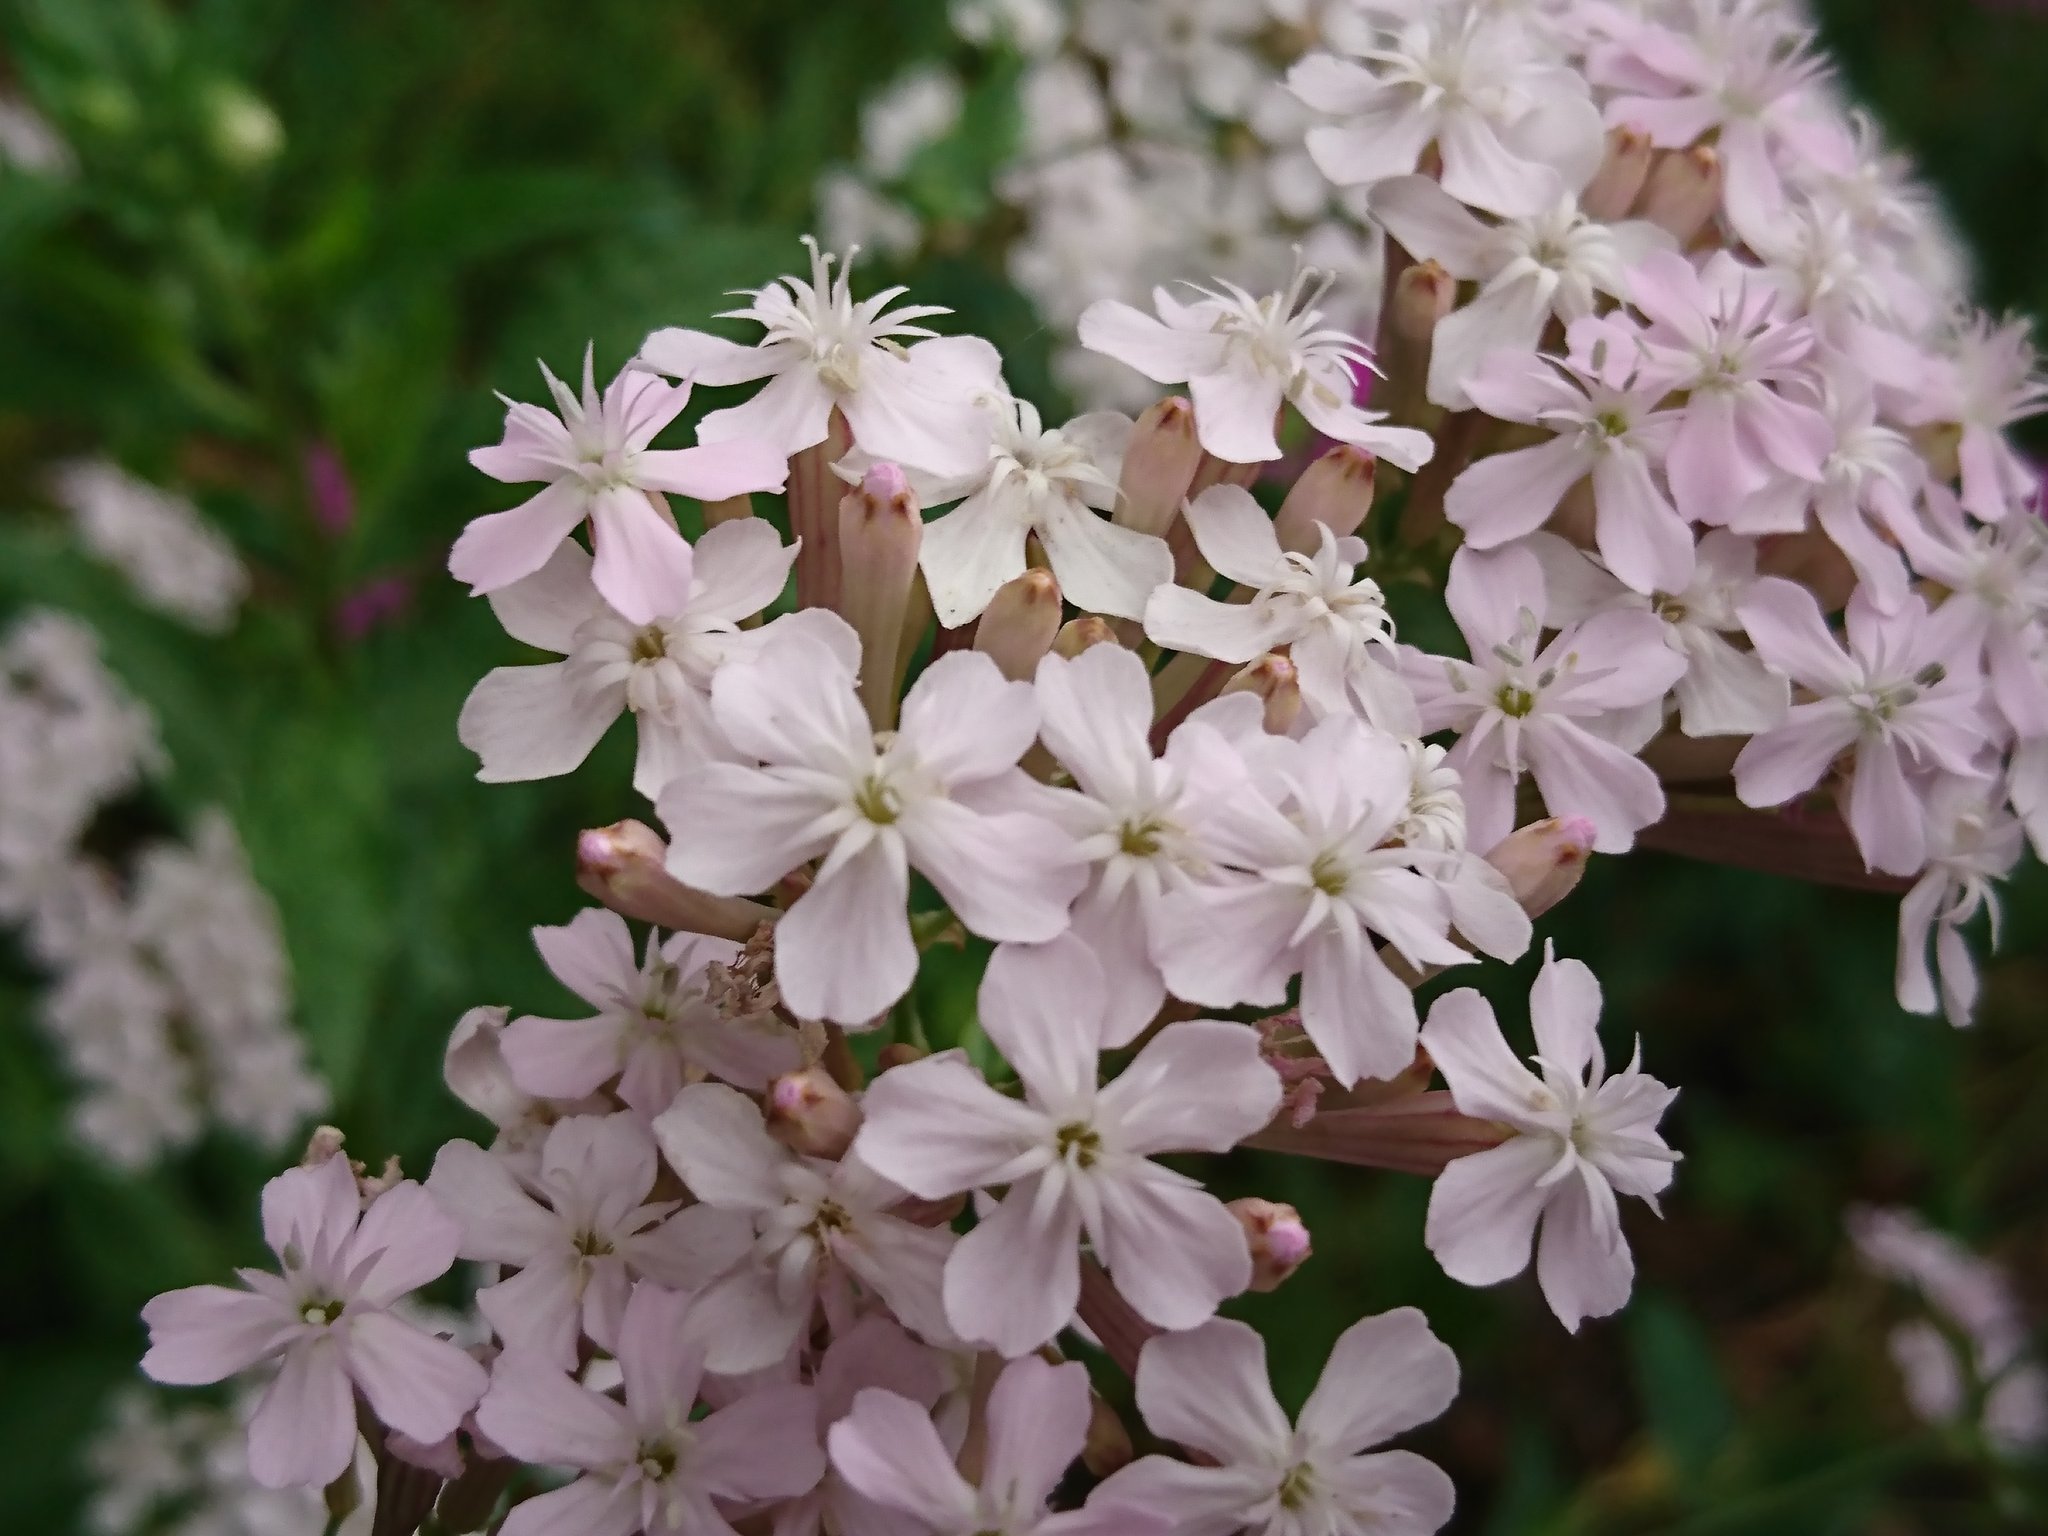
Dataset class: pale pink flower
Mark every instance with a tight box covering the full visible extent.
[829,1354,1159,1536]
[852,935,1280,1354]
[141,1157,486,1489]
[1898,314,2046,524]
[1420,948,1679,1332]
[500,908,799,1117]
[900,396,1172,626]
[1077,269,1434,467]
[1028,644,1273,1046]
[1367,176,1668,410]
[1528,529,1789,738]
[425,1113,727,1369]
[1289,9,1604,218]
[453,350,787,625]
[1446,324,1688,595]
[1895,780,2025,1026]
[1404,545,1686,854]
[638,238,1002,478]
[443,1004,574,1175]
[458,523,815,796]
[651,1081,954,1373]
[1733,579,1988,876]
[1144,485,1417,732]
[1889,486,2048,738]
[476,1281,822,1536]
[1800,368,1924,612]
[1156,714,1528,1085]
[660,619,1084,1025]
[1093,1312,1459,1536]
[774,1313,949,1536]
[1590,0,1841,245]
[1608,250,1833,533]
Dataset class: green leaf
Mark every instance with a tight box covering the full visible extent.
[1630,1290,1736,1485]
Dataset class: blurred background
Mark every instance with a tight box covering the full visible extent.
[0,1,2044,1532]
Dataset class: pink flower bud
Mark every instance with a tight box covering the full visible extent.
[577,819,776,941]
[1051,615,1118,657]
[1482,816,1597,918]
[1247,1091,1510,1175]
[1231,1198,1313,1292]
[764,1067,863,1158]
[1275,445,1377,554]
[1581,124,1654,220]
[1115,396,1202,538]
[1388,259,1455,345]
[974,568,1064,680]
[839,463,924,727]
[789,410,854,609]
[1636,144,1722,243]
[1220,653,1302,735]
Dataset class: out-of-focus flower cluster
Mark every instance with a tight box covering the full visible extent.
[52,459,252,635]
[1,609,322,1166]
[133,0,2045,1531]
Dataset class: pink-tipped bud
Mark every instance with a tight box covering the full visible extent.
[1275,445,1378,554]
[974,568,1064,680]
[1115,396,1203,538]
[1390,259,1456,344]
[838,464,923,728]
[765,1067,862,1158]
[702,493,756,528]
[1231,1198,1313,1292]
[1580,125,1654,220]
[1221,653,1302,735]
[578,819,776,941]
[1052,615,1118,657]
[1082,1393,1135,1478]
[1482,816,1596,918]
[1636,144,1722,243]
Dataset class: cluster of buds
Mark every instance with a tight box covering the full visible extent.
[136,2,2044,1532]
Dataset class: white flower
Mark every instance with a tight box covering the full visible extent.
[653,1082,954,1372]
[1146,484,1417,732]
[454,350,787,624]
[1895,781,2025,1026]
[1289,8,1604,217]
[905,397,1173,626]
[458,524,816,797]
[1367,177,1669,409]
[52,460,249,633]
[1157,714,1527,1086]
[1421,947,1679,1331]
[1078,269,1434,467]
[660,617,1084,1024]
[1094,1312,1459,1536]
[639,238,1003,477]
[852,935,1281,1353]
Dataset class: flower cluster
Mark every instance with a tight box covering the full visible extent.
[135,0,2047,1529]
[51,459,251,635]
[1,611,323,1165]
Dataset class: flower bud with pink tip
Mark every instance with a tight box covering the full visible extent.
[1232,1198,1314,1292]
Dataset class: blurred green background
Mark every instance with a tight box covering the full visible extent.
[0,0,2044,1532]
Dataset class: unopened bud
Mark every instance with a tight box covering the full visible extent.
[840,464,924,728]
[1389,259,1455,344]
[1275,445,1377,553]
[1231,1198,1313,1292]
[790,411,855,609]
[579,819,776,941]
[702,493,755,528]
[1082,1393,1135,1478]
[975,568,1064,680]
[1116,396,1203,538]
[1220,654,1301,735]
[765,1067,863,1158]
[1249,1092,1510,1174]
[1482,816,1596,918]
[1580,125,1654,221]
[1052,615,1118,657]
[1635,145,1722,243]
